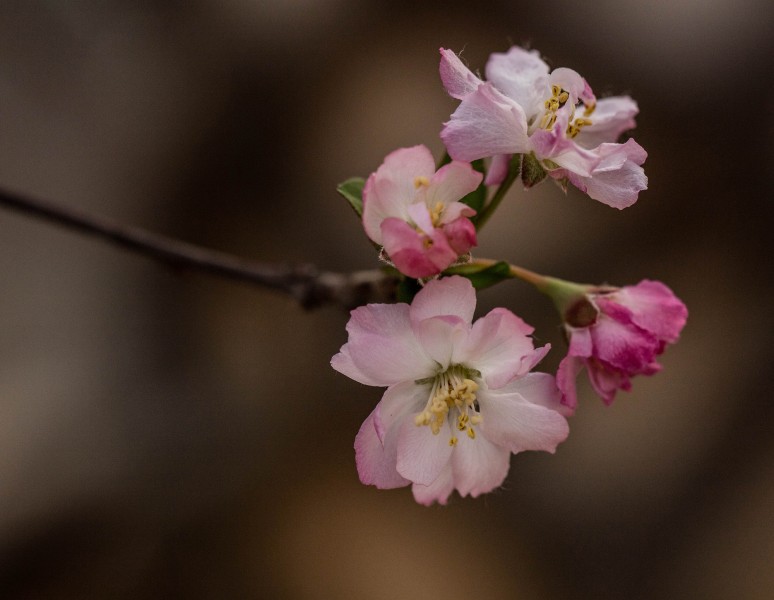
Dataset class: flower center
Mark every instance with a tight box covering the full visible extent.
[429,201,445,227]
[414,366,483,446]
[539,85,596,137]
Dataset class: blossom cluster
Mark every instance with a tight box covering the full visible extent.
[332,45,687,505]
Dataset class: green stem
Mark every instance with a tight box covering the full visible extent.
[473,155,521,230]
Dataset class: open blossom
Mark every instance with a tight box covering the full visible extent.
[362,145,482,279]
[439,46,647,208]
[556,280,688,409]
[331,276,570,505]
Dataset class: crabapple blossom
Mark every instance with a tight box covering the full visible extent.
[555,279,688,409]
[439,46,647,208]
[361,145,482,279]
[331,276,570,505]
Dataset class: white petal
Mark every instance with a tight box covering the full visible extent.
[485,46,549,118]
[355,408,411,489]
[396,414,454,485]
[451,432,511,498]
[412,464,455,506]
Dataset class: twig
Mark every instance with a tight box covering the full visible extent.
[0,186,398,310]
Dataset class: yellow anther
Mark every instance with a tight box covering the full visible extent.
[467,427,476,439]
[463,379,478,392]
[558,91,569,104]
[583,102,596,117]
[414,176,430,189]
[422,237,434,249]
[449,437,458,446]
[429,201,445,227]
[470,414,483,425]
[551,85,561,97]
[457,414,469,430]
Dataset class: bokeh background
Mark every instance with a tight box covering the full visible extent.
[0,1,772,598]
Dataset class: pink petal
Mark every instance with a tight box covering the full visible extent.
[478,378,570,453]
[556,354,584,411]
[406,202,434,235]
[615,280,688,343]
[412,464,455,506]
[566,139,648,209]
[343,302,435,386]
[453,307,536,390]
[427,160,483,213]
[330,343,384,387]
[586,359,630,406]
[484,154,511,186]
[450,432,511,498]
[484,46,549,117]
[576,96,639,149]
[381,218,457,278]
[549,67,587,103]
[396,413,454,485]
[355,407,411,489]
[361,145,436,244]
[414,315,467,370]
[410,275,477,326]
[442,216,477,255]
[589,314,661,373]
[530,116,600,178]
[441,83,531,162]
[439,48,483,100]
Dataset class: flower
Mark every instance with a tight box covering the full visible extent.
[362,145,483,279]
[331,276,570,505]
[439,46,647,208]
[555,280,688,409]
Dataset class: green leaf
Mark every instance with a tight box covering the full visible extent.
[396,277,422,303]
[460,159,487,213]
[336,177,366,217]
[451,261,512,290]
[521,153,547,188]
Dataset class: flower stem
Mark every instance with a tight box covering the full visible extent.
[473,155,521,230]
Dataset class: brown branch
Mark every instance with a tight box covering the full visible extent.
[0,186,398,310]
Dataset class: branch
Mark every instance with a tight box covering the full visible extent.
[0,186,398,310]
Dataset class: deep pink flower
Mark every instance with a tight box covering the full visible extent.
[331,276,570,505]
[439,46,647,208]
[556,280,688,409]
[361,145,482,279]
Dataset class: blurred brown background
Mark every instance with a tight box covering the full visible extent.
[0,1,772,598]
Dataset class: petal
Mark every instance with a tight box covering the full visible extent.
[441,83,531,161]
[362,145,436,244]
[484,46,549,117]
[439,48,483,100]
[530,119,600,178]
[549,67,586,103]
[396,414,454,485]
[614,280,688,343]
[414,315,468,370]
[412,464,455,506]
[566,139,648,208]
[381,218,456,278]
[576,96,639,148]
[453,307,537,390]
[589,314,661,374]
[331,343,384,386]
[426,160,483,210]
[406,201,434,235]
[442,216,477,255]
[410,275,476,326]
[556,354,584,411]
[344,302,435,386]
[355,407,411,489]
[451,432,511,498]
[484,153,511,186]
[586,359,630,405]
[374,380,429,441]
[478,378,570,453]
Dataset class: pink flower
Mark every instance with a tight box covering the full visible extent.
[439,46,647,208]
[556,280,688,409]
[362,145,482,279]
[331,276,570,505]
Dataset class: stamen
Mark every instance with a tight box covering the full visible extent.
[414,368,483,443]
[414,176,430,189]
[429,201,445,227]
